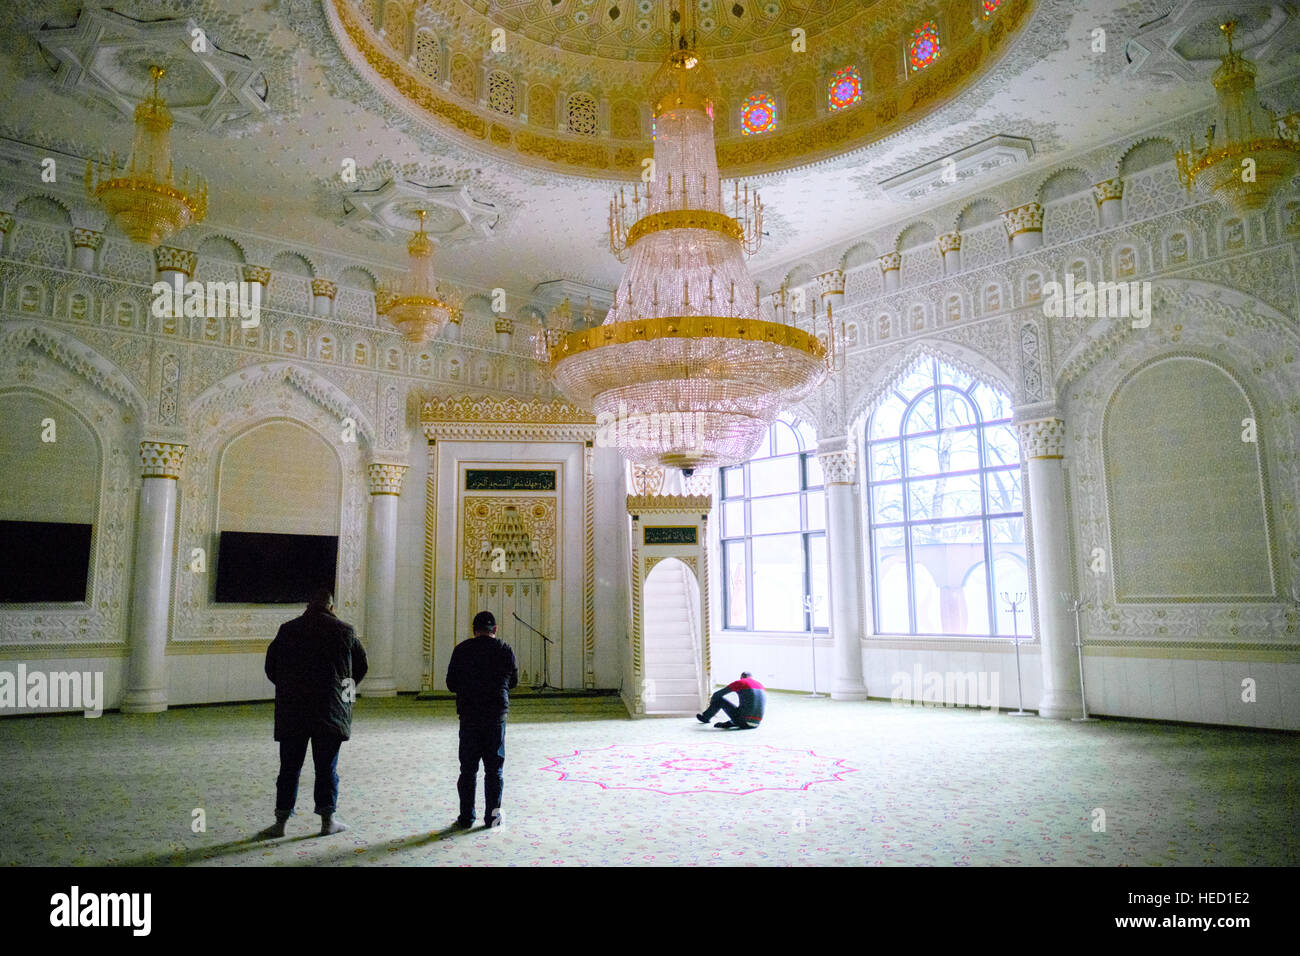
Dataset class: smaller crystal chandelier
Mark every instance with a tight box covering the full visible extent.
[380,209,461,344]
[86,66,207,246]
[1175,21,1300,214]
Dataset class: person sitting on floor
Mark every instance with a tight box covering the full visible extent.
[697,672,766,729]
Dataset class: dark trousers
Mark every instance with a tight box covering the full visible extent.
[276,732,343,816]
[457,716,506,821]
[701,689,755,728]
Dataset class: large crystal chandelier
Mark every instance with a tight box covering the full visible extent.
[86,66,207,247]
[379,209,462,344]
[1175,21,1300,214]
[540,6,828,471]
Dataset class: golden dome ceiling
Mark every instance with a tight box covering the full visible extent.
[331,0,1035,178]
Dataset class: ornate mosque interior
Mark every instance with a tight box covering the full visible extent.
[0,0,1298,877]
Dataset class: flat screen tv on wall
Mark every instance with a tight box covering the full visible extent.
[0,520,94,602]
[213,530,339,605]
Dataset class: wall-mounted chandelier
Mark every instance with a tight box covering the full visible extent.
[379,209,462,344]
[86,66,207,247]
[1175,21,1300,214]
[539,5,828,472]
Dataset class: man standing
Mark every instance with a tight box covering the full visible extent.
[697,671,766,729]
[446,611,518,829]
[262,587,368,837]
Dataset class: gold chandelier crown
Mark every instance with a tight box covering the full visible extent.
[382,209,462,343]
[1175,21,1300,214]
[86,65,207,246]
[543,2,828,472]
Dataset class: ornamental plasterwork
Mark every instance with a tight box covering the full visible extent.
[326,0,1036,178]
[419,393,596,442]
[0,347,136,649]
[1065,285,1300,645]
[626,495,712,515]
[172,373,368,644]
[19,2,296,138]
[462,497,557,581]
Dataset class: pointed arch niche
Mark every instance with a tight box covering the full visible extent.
[627,495,711,718]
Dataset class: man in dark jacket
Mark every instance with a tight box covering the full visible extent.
[445,611,518,829]
[261,587,368,838]
[697,672,766,729]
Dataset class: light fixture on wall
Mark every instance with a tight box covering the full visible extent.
[381,209,461,344]
[1175,21,1300,214]
[538,2,826,471]
[85,65,208,246]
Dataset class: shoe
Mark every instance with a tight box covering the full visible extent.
[696,713,709,723]
[714,721,734,729]
[485,809,503,828]
[319,814,350,836]
[452,816,475,830]
[258,820,287,839]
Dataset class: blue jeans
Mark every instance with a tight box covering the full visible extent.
[276,733,343,816]
[701,689,755,728]
[457,717,506,821]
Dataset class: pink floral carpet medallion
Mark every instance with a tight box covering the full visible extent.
[540,742,857,795]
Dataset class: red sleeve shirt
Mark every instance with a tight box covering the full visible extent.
[726,677,765,692]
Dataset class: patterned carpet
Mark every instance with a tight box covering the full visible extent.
[0,693,1296,866]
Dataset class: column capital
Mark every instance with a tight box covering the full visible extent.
[815,268,845,299]
[310,278,338,299]
[1016,417,1066,460]
[493,314,515,335]
[139,440,187,479]
[367,461,409,495]
[816,445,858,484]
[154,246,196,276]
[937,231,962,253]
[1001,202,1044,238]
[71,227,105,250]
[242,264,272,287]
[0,211,13,234]
[1092,177,1124,205]
[878,251,902,274]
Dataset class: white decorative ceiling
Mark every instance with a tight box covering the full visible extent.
[0,0,1296,298]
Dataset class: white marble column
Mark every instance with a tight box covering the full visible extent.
[817,440,868,701]
[362,462,408,696]
[1015,414,1082,719]
[122,441,186,714]
[1001,202,1045,254]
[878,252,901,293]
[154,245,196,291]
[311,278,337,317]
[938,232,962,276]
[1093,177,1124,228]
[71,228,104,272]
[494,315,514,350]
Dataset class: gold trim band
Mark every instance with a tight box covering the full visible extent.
[624,209,744,247]
[548,314,827,363]
[652,91,714,118]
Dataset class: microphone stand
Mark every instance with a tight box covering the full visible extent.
[512,612,557,693]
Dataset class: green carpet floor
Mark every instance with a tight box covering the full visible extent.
[1,693,1295,866]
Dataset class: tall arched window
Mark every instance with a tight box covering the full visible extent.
[827,67,862,112]
[414,30,439,80]
[740,93,776,135]
[720,416,828,632]
[488,70,516,116]
[865,358,1026,636]
[567,93,598,136]
[908,21,941,72]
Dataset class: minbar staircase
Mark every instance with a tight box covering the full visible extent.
[642,560,703,716]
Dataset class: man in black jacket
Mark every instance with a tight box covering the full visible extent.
[261,587,368,838]
[445,611,518,829]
